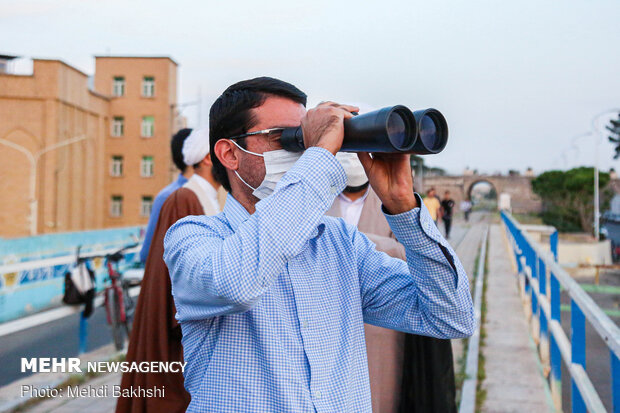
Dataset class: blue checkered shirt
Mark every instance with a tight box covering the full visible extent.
[164,147,474,412]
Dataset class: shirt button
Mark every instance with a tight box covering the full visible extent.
[313,391,322,399]
[330,186,338,194]
[301,320,309,329]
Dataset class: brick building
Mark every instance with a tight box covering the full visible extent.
[0,55,178,237]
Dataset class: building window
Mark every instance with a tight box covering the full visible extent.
[141,196,154,217]
[110,156,123,177]
[141,116,154,137]
[141,156,154,177]
[112,117,124,137]
[112,76,125,97]
[142,76,155,97]
[110,196,123,217]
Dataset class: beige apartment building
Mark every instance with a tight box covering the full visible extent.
[0,55,178,238]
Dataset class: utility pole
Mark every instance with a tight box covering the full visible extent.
[0,135,88,235]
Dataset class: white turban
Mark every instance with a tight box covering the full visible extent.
[336,152,368,187]
[182,127,210,166]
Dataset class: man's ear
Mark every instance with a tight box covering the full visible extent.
[203,153,214,167]
[214,140,240,170]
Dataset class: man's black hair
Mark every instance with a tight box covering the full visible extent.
[209,77,307,192]
[171,128,192,173]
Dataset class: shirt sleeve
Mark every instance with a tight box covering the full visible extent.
[163,147,347,321]
[140,191,168,262]
[355,195,475,339]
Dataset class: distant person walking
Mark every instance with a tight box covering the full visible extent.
[441,191,455,239]
[423,187,441,225]
[139,129,194,263]
[460,199,472,222]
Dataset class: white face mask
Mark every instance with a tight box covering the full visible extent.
[231,141,302,200]
[336,152,368,187]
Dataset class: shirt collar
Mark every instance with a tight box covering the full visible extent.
[223,193,250,232]
[189,174,218,202]
[338,187,369,205]
[223,193,325,239]
[177,173,188,185]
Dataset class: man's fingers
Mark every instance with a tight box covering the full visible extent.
[316,101,359,114]
[337,104,360,113]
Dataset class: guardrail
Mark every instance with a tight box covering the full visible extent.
[502,211,620,413]
[459,226,489,413]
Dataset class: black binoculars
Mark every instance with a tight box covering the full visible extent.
[280,105,448,154]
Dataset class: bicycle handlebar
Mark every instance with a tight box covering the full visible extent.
[75,242,140,263]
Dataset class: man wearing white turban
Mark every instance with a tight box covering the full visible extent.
[181,127,222,216]
[117,127,223,413]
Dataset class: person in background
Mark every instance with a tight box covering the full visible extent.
[441,190,456,239]
[460,198,472,222]
[139,129,194,263]
[116,128,222,413]
[423,187,441,225]
[328,153,457,413]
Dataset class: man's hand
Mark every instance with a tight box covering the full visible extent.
[301,102,359,155]
[358,153,418,215]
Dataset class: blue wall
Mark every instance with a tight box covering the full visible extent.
[0,226,143,323]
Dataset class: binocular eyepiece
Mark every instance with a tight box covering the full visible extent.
[280,105,448,154]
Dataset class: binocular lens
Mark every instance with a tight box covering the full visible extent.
[420,114,439,150]
[387,111,408,149]
[412,109,448,154]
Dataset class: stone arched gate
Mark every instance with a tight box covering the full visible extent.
[419,175,542,214]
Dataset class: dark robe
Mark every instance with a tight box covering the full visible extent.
[116,188,203,413]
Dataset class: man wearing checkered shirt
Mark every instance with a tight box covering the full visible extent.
[164,77,475,412]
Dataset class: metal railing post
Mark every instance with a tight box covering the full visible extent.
[538,258,549,367]
[612,350,620,413]
[571,300,587,412]
[550,272,562,410]
[550,230,559,262]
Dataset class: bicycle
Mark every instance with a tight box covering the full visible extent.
[74,243,139,351]
[101,243,139,351]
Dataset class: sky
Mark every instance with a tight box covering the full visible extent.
[2,0,620,175]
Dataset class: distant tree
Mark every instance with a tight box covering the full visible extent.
[607,113,620,159]
[410,155,446,176]
[531,167,612,233]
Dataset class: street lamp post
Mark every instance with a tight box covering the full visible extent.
[0,135,88,235]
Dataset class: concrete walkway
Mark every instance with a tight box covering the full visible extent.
[481,225,552,412]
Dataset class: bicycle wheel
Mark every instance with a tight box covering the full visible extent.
[107,288,125,351]
[122,281,135,333]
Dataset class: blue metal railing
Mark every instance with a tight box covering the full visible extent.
[502,211,620,413]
